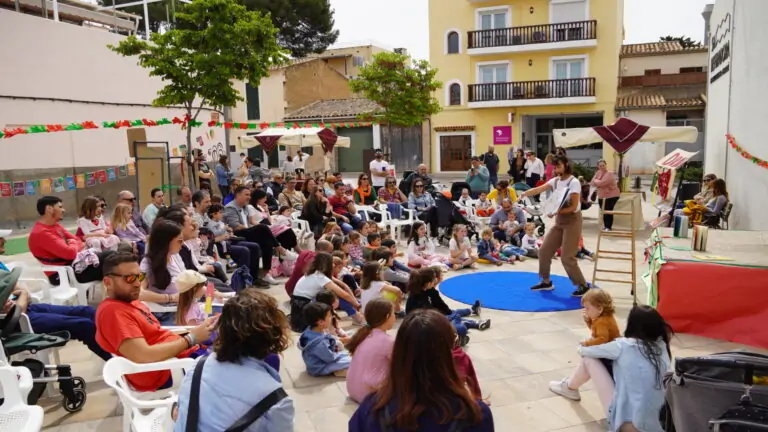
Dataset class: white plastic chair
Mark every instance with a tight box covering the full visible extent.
[0,363,43,432]
[387,208,416,243]
[289,211,311,242]
[357,206,390,231]
[6,262,79,306]
[103,356,195,432]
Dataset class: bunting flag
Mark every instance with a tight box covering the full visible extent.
[0,114,376,140]
[726,133,768,169]
[0,164,136,198]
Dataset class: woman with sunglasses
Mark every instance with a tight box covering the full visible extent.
[378,175,407,220]
[408,180,439,238]
[353,173,378,206]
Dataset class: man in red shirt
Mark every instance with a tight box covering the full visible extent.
[327,182,360,232]
[284,239,333,296]
[28,196,112,284]
[96,252,215,391]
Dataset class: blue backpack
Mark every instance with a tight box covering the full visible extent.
[229,266,253,292]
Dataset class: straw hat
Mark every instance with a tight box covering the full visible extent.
[176,270,207,294]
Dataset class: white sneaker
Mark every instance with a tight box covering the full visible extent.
[263,274,280,285]
[548,378,581,401]
[602,228,612,232]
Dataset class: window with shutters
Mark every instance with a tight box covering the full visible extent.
[447,32,460,54]
[550,0,587,23]
[449,83,461,105]
[245,83,260,120]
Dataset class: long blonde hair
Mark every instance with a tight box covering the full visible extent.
[451,224,467,244]
[111,203,134,230]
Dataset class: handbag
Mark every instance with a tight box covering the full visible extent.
[185,356,288,432]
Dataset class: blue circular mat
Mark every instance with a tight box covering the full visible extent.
[439,271,583,312]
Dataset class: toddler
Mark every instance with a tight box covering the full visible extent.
[359,262,403,313]
[503,211,520,239]
[556,236,594,261]
[448,224,478,270]
[272,205,294,231]
[549,289,620,401]
[520,222,540,258]
[298,302,351,377]
[315,290,351,345]
[206,204,236,268]
[363,233,381,261]
[475,192,495,217]
[406,221,451,270]
[185,220,228,282]
[346,298,396,403]
[476,228,514,266]
[347,231,365,266]
[458,188,472,206]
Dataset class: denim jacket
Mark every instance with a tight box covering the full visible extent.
[298,329,351,376]
[476,239,496,257]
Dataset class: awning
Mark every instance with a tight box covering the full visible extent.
[238,127,351,152]
[553,117,698,154]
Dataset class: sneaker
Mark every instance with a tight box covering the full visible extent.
[252,279,271,288]
[263,274,280,285]
[458,334,470,347]
[471,300,482,316]
[571,285,590,297]
[548,378,581,401]
[530,281,554,291]
[602,227,612,232]
[478,319,491,330]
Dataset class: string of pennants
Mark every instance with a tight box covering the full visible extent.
[0,115,376,140]
[0,163,136,198]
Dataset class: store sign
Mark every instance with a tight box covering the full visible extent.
[710,12,732,84]
[493,126,512,145]
[656,149,699,170]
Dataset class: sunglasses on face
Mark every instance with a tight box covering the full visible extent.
[415,184,424,188]
[124,197,136,202]
[107,272,146,284]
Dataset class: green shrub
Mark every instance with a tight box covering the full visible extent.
[682,167,703,182]
[572,164,596,180]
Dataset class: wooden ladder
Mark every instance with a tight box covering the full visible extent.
[591,197,638,305]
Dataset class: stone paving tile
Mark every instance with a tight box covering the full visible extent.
[30,200,764,431]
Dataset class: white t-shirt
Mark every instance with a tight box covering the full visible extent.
[546,175,582,213]
[361,280,386,311]
[521,234,538,250]
[293,154,306,170]
[449,237,471,260]
[525,158,545,177]
[139,254,186,295]
[369,159,390,187]
[293,271,332,299]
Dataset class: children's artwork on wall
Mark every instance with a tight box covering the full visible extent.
[106,168,117,182]
[0,183,11,198]
[76,174,86,189]
[86,172,96,187]
[127,163,136,176]
[96,170,107,184]
[25,180,36,196]
[13,182,24,197]
[40,178,52,194]
[118,165,128,178]
[65,176,76,190]
[53,177,66,193]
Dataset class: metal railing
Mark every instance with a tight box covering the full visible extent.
[468,20,597,49]
[468,78,596,102]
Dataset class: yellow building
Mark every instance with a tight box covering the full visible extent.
[428,0,624,173]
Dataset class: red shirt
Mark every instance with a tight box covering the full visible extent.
[328,194,350,214]
[285,251,315,296]
[452,347,481,398]
[95,299,197,391]
[28,221,83,266]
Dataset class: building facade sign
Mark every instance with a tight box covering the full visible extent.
[710,12,732,84]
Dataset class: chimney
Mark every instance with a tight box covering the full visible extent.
[702,4,714,46]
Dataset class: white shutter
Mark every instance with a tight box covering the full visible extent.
[551,0,586,23]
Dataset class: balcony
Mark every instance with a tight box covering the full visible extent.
[620,72,708,87]
[468,78,596,108]
[467,21,597,55]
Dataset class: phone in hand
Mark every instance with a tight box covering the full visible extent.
[10,294,18,302]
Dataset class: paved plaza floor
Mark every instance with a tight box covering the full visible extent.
[11,200,764,432]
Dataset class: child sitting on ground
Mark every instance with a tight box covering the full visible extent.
[549,289,620,401]
[315,290,351,345]
[475,192,495,217]
[380,239,411,274]
[363,233,381,261]
[406,221,451,270]
[448,224,478,270]
[359,222,373,246]
[477,228,515,266]
[520,222,540,258]
[458,188,472,206]
[345,298,396,403]
[332,253,360,295]
[321,221,343,241]
[347,231,365,267]
[360,261,403,313]
[374,248,409,292]
[298,302,351,377]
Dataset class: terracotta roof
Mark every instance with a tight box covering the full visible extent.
[616,93,706,110]
[434,125,475,132]
[620,42,708,57]
[283,98,382,120]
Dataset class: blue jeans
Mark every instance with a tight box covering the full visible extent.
[338,298,358,317]
[27,304,112,361]
[392,260,411,274]
[501,245,527,257]
[446,308,478,337]
[479,253,504,264]
[230,240,262,276]
[385,203,403,219]
[340,222,354,234]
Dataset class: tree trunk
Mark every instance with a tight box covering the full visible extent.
[185,110,196,191]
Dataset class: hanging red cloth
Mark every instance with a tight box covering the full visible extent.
[657,170,671,200]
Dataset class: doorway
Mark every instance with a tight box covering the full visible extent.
[337,127,373,172]
[439,134,472,171]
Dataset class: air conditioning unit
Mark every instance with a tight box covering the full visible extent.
[394,48,409,56]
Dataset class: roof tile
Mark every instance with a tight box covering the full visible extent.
[620,42,708,57]
[616,92,706,110]
[283,98,382,120]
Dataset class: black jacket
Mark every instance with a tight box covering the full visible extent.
[405,288,452,316]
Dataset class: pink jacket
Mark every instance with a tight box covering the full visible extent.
[590,170,620,199]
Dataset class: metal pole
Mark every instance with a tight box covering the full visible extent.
[52,0,59,21]
[14,0,20,12]
[41,0,47,18]
[143,0,150,38]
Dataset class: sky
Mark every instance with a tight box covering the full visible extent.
[328,0,713,60]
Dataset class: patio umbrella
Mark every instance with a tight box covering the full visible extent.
[239,127,351,154]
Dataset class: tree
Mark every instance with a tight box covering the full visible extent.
[109,0,285,187]
[349,52,442,154]
[659,35,701,48]
[102,0,338,57]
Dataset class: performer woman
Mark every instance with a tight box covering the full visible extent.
[520,155,591,297]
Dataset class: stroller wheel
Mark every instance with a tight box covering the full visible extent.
[537,225,545,237]
[62,388,87,413]
[72,377,86,391]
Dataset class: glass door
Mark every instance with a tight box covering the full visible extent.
[479,64,508,101]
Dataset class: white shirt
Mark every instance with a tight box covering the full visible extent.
[546,175,582,213]
[282,160,295,173]
[361,280,386,311]
[521,234,538,250]
[524,158,545,177]
[449,237,471,260]
[139,254,186,295]
[293,271,332,299]
[369,159,390,187]
[293,154,306,170]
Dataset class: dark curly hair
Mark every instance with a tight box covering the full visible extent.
[214,289,291,364]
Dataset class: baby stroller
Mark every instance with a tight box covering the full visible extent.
[662,351,768,432]
[433,193,479,246]
[0,274,87,412]
[450,182,472,201]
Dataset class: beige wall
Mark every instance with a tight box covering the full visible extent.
[313,45,389,78]
[284,60,353,113]
[621,52,709,76]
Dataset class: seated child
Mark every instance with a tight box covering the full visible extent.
[315,290,351,345]
[346,298,396,403]
[406,221,451,270]
[359,222,374,246]
[556,236,594,261]
[503,211,521,241]
[448,224,478,270]
[347,231,365,267]
[359,262,403,313]
[405,268,489,346]
[320,221,343,241]
[298,302,351,377]
[173,270,227,350]
[458,188,472,207]
[185,220,228,282]
[477,228,515,266]
[206,204,236,268]
[549,289,620,401]
[520,222,540,258]
[475,192,495,217]
[380,239,411,274]
[273,205,308,239]
[500,243,527,262]
[78,197,121,252]
[374,248,409,292]
[363,233,381,261]
[332,254,360,295]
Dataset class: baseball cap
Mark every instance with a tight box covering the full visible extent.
[176,270,207,294]
[0,229,12,238]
